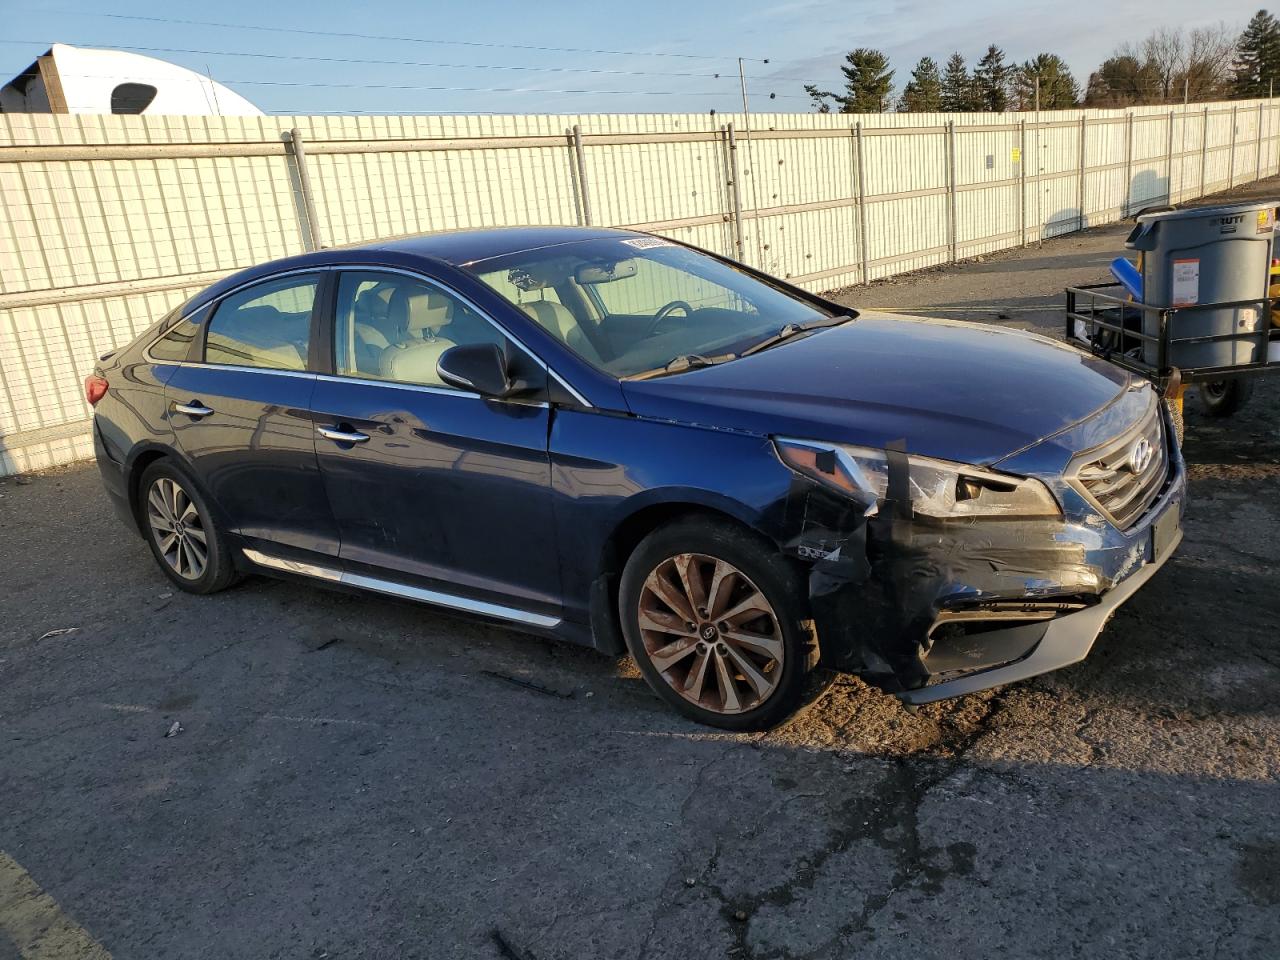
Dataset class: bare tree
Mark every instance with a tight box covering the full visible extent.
[1184,24,1235,100]
[1089,22,1237,105]
[1140,27,1185,101]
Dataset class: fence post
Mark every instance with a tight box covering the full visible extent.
[1257,101,1265,181]
[1165,110,1175,203]
[1019,119,1027,246]
[571,125,592,226]
[726,123,746,263]
[1201,106,1209,197]
[1228,104,1237,187]
[855,122,870,285]
[1270,99,1276,177]
[286,128,322,252]
[946,120,957,263]
[1122,113,1133,218]
[1078,115,1087,231]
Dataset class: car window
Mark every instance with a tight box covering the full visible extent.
[149,315,201,362]
[334,271,508,388]
[469,238,832,378]
[204,276,318,370]
[590,257,744,316]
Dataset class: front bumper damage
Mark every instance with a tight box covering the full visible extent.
[782,415,1186,704]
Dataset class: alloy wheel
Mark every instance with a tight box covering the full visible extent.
[637,553,784,715]
[146,477,208,580]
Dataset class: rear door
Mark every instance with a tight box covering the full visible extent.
[310,268,561,619]
[165,271,341,560]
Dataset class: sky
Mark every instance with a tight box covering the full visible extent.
[0,0,1267,115]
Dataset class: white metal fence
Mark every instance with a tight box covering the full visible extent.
[2,99,1278,475]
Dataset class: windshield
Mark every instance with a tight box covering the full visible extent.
[468,237,843,378]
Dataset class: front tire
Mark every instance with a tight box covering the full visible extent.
[138,460,238,594]
[618,517,822,730]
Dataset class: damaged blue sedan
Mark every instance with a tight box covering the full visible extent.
[89,227,1184,729]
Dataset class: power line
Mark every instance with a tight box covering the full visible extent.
[0,39,740,81]
[45,11,770,62]
[17,70,808,100]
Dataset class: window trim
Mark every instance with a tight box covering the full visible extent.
[141,262,591,408]
[143,266,327,366]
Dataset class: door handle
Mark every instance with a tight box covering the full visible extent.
[318,425,370,444]
[173,401,214,418]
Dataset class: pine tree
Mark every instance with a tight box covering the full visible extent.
[805,48,894,113]
[1016,54,1080,109]
[941,52,976,111]
[1233,10,1280,98]
[899,56,943,112]
[973,44,1011,111]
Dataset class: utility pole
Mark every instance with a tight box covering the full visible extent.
[1034,77,1043,247]
[737,57,764,267]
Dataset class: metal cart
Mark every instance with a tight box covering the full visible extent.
[1064,283,1279,438]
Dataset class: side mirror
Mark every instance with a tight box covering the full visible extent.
[437,342,527,398]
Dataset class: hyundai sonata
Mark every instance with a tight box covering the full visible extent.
[90,227,1184,729]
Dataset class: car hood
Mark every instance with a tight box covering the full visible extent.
[619,312,1132,465]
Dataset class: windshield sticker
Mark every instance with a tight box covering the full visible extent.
[620,237,677,249]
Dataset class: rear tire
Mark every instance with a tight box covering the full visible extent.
[1199,378,1253,418]
[618,516,823,730]
[137,459,238,595]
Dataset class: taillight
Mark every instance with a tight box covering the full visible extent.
[84,374,109,406]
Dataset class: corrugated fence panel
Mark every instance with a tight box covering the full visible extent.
[2,99,1278,474]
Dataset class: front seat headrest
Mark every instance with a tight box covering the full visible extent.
[388,287,452,337]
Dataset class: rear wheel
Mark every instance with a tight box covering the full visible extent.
[138,460,238,594]
[1199,378,1253,418]
[619,517,823,730]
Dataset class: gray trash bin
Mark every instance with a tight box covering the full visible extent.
[1126,201,1274,368]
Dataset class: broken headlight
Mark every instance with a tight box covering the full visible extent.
[773,438,1061,519]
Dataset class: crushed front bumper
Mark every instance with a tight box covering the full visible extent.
[783,401,1186,703]
[899,514,1181,704]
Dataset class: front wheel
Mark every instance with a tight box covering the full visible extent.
[1199,378,1253,418]
[618,517,823,730]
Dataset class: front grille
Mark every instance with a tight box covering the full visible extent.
[1071,400,1169,529]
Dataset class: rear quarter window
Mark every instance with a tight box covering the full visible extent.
[149,310,204,362]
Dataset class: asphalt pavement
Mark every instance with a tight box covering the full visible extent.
[2,179,1279,959]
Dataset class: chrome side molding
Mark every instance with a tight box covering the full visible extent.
[241,547,560,629]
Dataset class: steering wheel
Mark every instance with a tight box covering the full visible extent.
[645,300,694,336]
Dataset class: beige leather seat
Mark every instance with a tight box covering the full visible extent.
[352,287,393,375]
[520,300,604,365]
[379,288,456,385]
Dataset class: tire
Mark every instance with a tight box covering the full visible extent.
[1164,396,1185,446]
[1199,378,1253,418]
[137,459,238,595]
[618,516,823,731]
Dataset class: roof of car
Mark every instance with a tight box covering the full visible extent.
[375,225,646,267]
[185,226,655,311]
